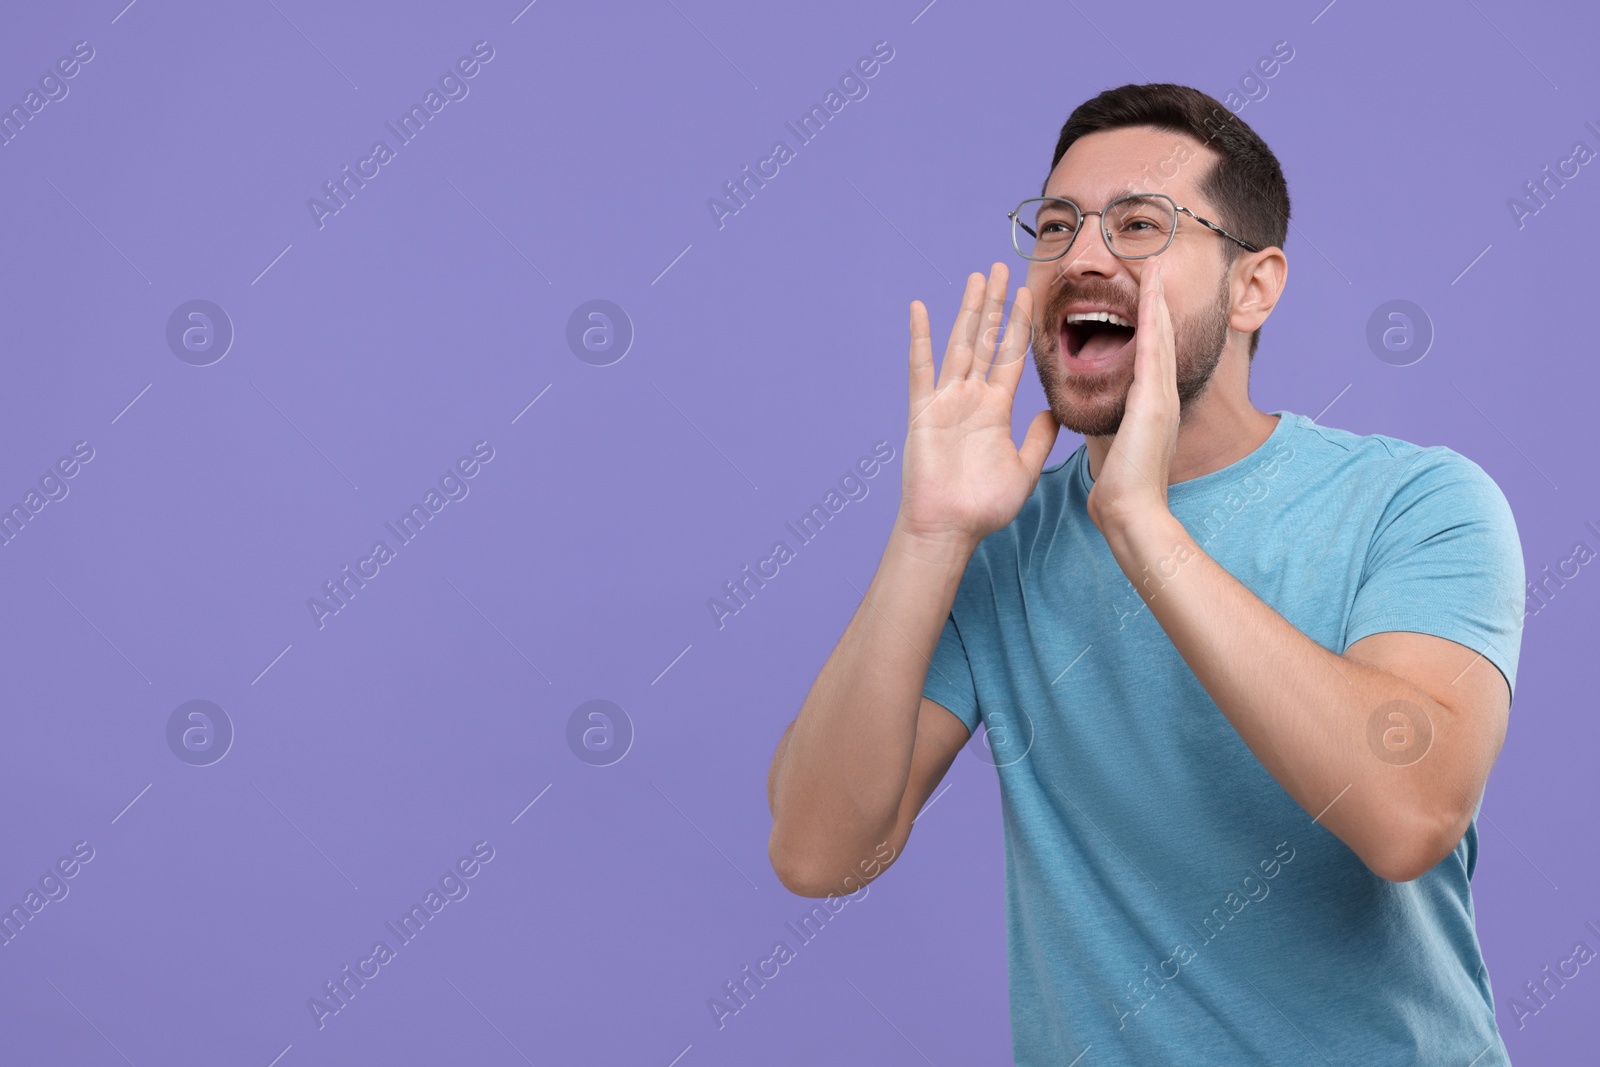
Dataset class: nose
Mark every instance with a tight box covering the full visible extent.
[1044,210,1128,287]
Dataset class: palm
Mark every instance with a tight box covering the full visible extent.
[1083,260,1179,527]
[899,265,1060,547]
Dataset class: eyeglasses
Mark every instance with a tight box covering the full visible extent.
[1008,193,1261,261]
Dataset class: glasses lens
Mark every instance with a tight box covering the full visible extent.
[1014,199,1078,260]
[1105,195,1176,258]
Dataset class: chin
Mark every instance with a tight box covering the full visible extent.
[1034,344,1132,436]
[1051,393,1129,437]
[1033,329,1227,438]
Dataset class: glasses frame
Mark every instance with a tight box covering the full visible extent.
[1008,192,1262,262]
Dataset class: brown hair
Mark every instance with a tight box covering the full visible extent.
[1045,83,1290,359]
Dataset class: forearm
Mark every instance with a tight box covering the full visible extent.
[1100,507,1475,879]
[768,519,971,883]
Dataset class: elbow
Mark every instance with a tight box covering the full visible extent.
[769,831,902,898]
[772,864,840,899]
[1366,849,1437,884]
[768,824,827,896]
[768,841,844,898]
[1362,807,1468,883]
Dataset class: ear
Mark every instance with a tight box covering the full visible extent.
[1230,247,1287,335]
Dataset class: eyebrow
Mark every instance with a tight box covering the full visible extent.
[1046,184,1161,204]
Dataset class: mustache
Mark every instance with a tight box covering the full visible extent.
[1043,281,1139,326]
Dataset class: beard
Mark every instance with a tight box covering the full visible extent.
[1030,267,1232,437]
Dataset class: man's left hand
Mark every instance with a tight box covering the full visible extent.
[1086,262,1181,535]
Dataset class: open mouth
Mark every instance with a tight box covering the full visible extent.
[1062,311,1136,362]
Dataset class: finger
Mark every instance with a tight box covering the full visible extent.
[987,284,1034,395]
[1017,408,1061,483]
[908,299,935,421]
[969,261,1010,380]
[1154,263,1176,398]
[1132,261,1164,401]
[1164,263,1177,383]
[938,272,987,388]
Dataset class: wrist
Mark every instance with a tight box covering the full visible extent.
[889,514,978,566]
[1096,502,1180,558]
[1090,492,1168,536]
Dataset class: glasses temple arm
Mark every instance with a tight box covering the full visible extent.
[1180,206,1261,252]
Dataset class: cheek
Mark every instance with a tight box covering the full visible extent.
[1026,259,1058,292]
[1025,272,1054,317]
[1156,257,1219,316]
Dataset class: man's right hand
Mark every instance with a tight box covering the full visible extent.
[769,264,1052,895]
[897,262,1061,551]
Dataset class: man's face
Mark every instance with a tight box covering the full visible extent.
[1026,126,1237,437]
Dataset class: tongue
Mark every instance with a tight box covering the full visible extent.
[1079,325,1133,360]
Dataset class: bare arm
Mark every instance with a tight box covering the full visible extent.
[768,697,971,839]
[767,263,1059,896]
[766,528,976,896]
[1101,508,1510,882]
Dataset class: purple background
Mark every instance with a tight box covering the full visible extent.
[1,0,1595,1063]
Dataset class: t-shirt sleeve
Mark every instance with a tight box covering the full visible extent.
[1343,447,1526,701]
[922,608,981,734]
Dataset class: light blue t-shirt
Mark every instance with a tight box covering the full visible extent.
[922,410,1525,1066]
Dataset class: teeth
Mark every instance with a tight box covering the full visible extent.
[1065,311,1134,329]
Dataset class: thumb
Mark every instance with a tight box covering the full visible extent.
[1017,409,1061,482]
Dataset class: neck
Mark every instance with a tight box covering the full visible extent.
[1085,350,1279,484]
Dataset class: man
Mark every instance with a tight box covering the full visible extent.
[765,83,1525,1064]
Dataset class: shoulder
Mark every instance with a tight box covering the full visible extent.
[1284,413,1512,511]
[1294,420,1522,584]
